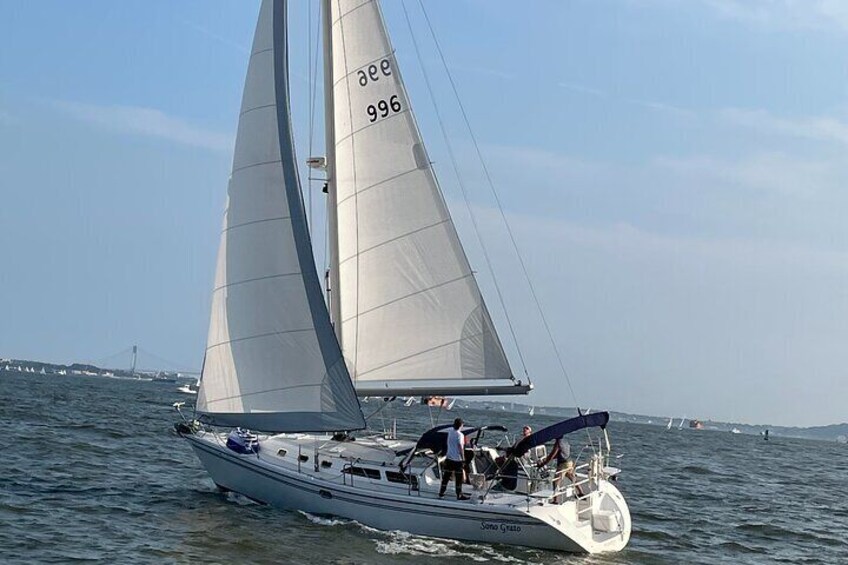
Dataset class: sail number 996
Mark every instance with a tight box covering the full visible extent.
[358,59,392,87]
[366,95,402,123]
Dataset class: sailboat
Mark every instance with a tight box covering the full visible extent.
[665,418,672,430]
[176,0,630,554]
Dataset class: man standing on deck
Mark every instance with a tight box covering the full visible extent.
[439,418,470,500]
[537,436,580,502]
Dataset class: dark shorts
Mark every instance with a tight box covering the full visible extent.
[443,459,463,472]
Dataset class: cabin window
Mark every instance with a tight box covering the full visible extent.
[343,466,381,480]
[277,449,287,457]
[298,454,309,463]
[385,471,419,489]
[321,460,332,469]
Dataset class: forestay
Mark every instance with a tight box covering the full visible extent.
[197,0,365,432]
[330,0,517,390]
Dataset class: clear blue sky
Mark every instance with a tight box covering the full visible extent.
[2,1,846,426]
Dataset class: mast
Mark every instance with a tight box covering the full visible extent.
[322,0,342,347]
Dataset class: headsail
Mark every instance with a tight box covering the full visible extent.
[197,0,365,432]
[329,0,527,396]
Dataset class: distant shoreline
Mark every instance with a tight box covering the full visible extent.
[3,356,845,443]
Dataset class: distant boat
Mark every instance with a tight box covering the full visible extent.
[730,428,741,434]
[529,406,535,417]
[666,418,673,430]
[178,379,200,395]
[678,417,686,430]
[689,420,704,430]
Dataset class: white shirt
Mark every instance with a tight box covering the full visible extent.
[446,428,464,462]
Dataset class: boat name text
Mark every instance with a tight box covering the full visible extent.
[480,521,522,534]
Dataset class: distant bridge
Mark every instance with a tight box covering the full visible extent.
[83,345,200,376]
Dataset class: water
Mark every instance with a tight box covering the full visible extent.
[2,371,846,564]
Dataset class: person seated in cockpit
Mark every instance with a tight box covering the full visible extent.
[519,425,547,467]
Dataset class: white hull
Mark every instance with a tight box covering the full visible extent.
[185,434,630,554]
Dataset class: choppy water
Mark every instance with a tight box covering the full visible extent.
[1,370,846,564]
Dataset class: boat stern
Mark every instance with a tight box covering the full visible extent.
[522,479,631,553]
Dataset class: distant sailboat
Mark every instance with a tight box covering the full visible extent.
[678,417,686,430]
[176,0,630,554]
[665,418,672,430]
[529,406,535,417]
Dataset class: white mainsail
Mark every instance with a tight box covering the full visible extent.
[196,0,365,432]
[329,0,522,395]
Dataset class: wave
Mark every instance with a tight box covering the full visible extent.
[735,523,844,547]
[371,530,529,563]
[299,511,352,527]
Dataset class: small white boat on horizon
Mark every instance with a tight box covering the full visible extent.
[177,378,200,395]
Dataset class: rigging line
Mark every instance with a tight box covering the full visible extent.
[363,397,393,422]
[307,1,312,235]
[308,1,323,237]
[416,0,579,405]
[399,0,528,379]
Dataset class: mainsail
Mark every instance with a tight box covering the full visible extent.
[197,0,365,432]
[329,0,527,395]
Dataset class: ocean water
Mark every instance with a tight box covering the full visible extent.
[1,370,846,564]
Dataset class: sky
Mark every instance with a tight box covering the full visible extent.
[1,0,847,427]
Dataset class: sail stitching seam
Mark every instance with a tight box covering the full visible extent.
[212,271,301,293]
[223,216,292,233]
[335,167,419,207]
[232,159,283,175]
[203,382,324,405]
[251,47,273,57]
[331,0,373,26]
[339,272,472,324]
[355,329,489,378]
[337,218,449,265]
[239,103,277,117]
[205,328,314,351]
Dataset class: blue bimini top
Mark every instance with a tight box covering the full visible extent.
[507,412,609,459]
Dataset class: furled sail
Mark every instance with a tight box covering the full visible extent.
[197,0,365,432]
[330,0,524,395]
